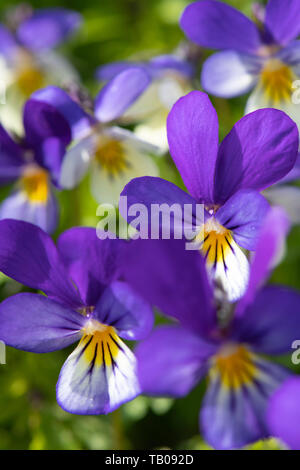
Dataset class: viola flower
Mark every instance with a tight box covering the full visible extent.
[181,0,300,131]
[121,91,299,301]
[32,79,158,206]
[0,94,82,232]
[123,207,300,449]
[0,6,81,134]
[267,377,300,449]
[0,220,153,414]
[96,54,194,152]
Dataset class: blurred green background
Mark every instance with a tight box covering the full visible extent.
[0,0,299,450]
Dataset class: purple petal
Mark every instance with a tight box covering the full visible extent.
[236,207,290,315]
[35,137,67,185]
[267,377,300,450]
[0,187,59,235]
[232,286,300,355]
[201,51,260,98]
[277,40,300,69]
[122,238,216,338]
[136,326,216,397]
[92,281,153,341]
[0,293,84,352]
[279,153,300,184]
[95,61,142,81]
[120,176,201,239]
[0,24,18,60]
[24,98,71,149]
[17,8,82,51]
[201,357,290,449]
[180,0,261,53]
[0,219,82,308]
[0,124,24,184]
[216,189,270,251]
[30,86,93,140]
[214,109,299,204]
[95,67,151,123]
[167,91,219,204]
[57,227,126,306]
[265,0,300,45]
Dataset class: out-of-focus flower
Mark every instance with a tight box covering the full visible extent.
[264,153,300,225]
[123,207,300,450]
[121,91,298,301]
[267,377,300,450]
[0,7,82,134]
[0,95,81,232]
[33,77,158,206]
[0,221,153,414]
[96,54,194,152]
[181,0,300,131]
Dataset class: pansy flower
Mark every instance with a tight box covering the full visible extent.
[267,377,300,449]
[0,94,85,232]
[0,220,153,414]
[96,54,194,152]
[122,207,300,449]
[0,6,81,134]
[32,79,159,206]
[121,91,299,301]
[181,0,300,130]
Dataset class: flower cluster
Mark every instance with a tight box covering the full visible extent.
[0,2,300,450]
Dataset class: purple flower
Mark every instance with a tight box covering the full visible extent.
[122,207,300,449]
[0,7,82,134]
[121,91,299,301]
[0,96,79,232]
[96,54,194,152]
[181,0,300,130]
[33,83,158,206]
[0,220,153,414]
[267,377,300,449]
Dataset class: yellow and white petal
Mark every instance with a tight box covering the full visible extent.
[121,81,163,122]
[198,220,249,302]
[35,50,80,86]
[56,322,140,414]
[90,136,158,205]
[59,134,95,189]
[134,109,169,154]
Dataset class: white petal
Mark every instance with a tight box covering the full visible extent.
[59,134,95,189]
[134,109,169,154]
[56,330,140,414]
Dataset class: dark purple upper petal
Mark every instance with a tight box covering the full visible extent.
[24,98,72,149]
[57,227,126,306]
[216,190,270,251]
[30,86,93,140]
[167,91,219,204]
[136,326,217,397]
[180,0,261,54]
[0,219,83,308]
[232,286,300,355]
[0,293,84,352]
[92,281,153,341]
[0,24,18,60]
[16,8,82,51]
[148,54,195,78]
[214,109,299,204]
[265,0,300,45]
[236,207,290,316]
[267,377,300,450]
[94,67,151,123]
[95,61,143,81]
[122,238,216,338]
[34,137,67,185]
[0,124,24,184]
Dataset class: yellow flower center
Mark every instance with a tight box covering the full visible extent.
[15,51,45,97]
[196,218,234,267]
[94,138,129,178]
[80,319,121,368]
[260,59,295,104]
[210,343,258,390]
[20,167,49,203]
